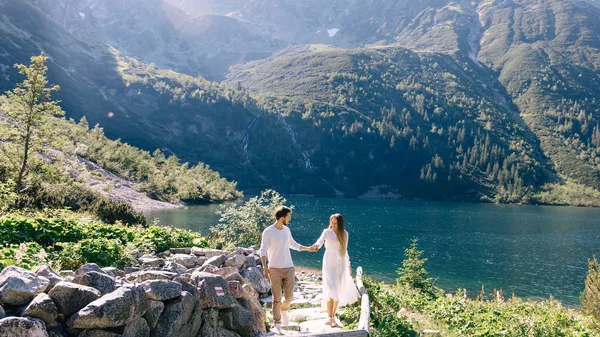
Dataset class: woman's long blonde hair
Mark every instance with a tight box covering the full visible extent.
[330,213,347,255]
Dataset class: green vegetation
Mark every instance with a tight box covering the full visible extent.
[396,238,434,295]
[229,48,548,202]
[58,117,242,204]
[210,189,289,248]
[0,54,241,227]
[1,54,63,192]
[580,256,600,324]
[340,240,599,336]
[0,211,208,270]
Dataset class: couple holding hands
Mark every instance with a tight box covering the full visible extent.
[259,206,359,335]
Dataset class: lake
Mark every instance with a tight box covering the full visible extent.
[144,197,600,306]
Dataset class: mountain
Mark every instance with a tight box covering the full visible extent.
[1,0,600,204]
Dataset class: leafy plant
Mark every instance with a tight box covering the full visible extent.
[211,189,289,247]
[0,54,64,192]
[580,256,600,324]
[0,212,209,270]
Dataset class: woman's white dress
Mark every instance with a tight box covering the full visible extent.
[314,229,360,308]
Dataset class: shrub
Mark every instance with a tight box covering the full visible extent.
[0,213,207,270]
[0,217,85,247]
[90,198,147,226]
[11,182,146,226]
[0,180,17,211]
[0,242,47,270]
[53,238,126,270]
[581,256,600,323]
[396,238,434,295]
[134,226,208,253]
[211,189,289,247]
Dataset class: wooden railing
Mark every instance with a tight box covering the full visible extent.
[355,266,370,334]
[305,266,370,337]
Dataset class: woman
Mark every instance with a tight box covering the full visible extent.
[311,213,360,327]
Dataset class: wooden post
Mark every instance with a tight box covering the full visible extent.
[355,266,370,334]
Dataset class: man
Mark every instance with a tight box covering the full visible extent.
[260,206,313,335]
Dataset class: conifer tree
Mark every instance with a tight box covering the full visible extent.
[1,54,63,192]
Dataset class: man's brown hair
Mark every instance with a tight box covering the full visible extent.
[275,206,292,220]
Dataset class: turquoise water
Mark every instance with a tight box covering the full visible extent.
[145,197,600,306]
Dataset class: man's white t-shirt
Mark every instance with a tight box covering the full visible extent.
[260,224,301,269]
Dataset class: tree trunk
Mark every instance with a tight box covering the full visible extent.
[16,124,31,193]
[16,102,34,193]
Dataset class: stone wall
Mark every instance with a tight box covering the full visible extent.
[0,247,271,337]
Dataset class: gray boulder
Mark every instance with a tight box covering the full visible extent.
[239,267,271,294]
[162,261,187,275]
[0,266,49,305]
[67,285,149,329]
[190,247,206,256]
[137,271,176,282]
[150,291,202,337]
[199,264,218,274]
[0,305,5,319]
[241,284,266,335]
[48,282,101,318]
[169,248,191,255]
[34,265,63,291]
[223,254,245,269]
[0,317,49,337]
[101,268,125,279]
[191,249,227,258]
[170,255,197,269]
[76,264,106,276]
[124,267,139,275]
[203,255,227,268]
[138,256,164,267]
[76,272,116,295]
[242,256,256,268]
[21,293,58,324]
[213,267,239,279]
[199,309,241,337]
[227,281,243,299]
[173,278,198,298]
[46,321,67,337]
[78,330,121,337]
[190,271,237,309]
[196,257,208,266]
[219,306,253,337]
[122,316,150,337]
[141,280,182,301]
[142,300,164,330]
[224,272,245,284]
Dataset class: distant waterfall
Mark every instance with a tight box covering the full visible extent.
[277,110,314,171]
[243,115,259,153]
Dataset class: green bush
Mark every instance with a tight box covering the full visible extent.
[11,182,147,226]
[0,180,17,211]
[0,213,208,270]
[211,189,289,247]
[341,275,599,337]
[581,256,600,324]
[340,276,416,337]
[0,242,47,270]
[396,238,434,295]
[53,239,126,270]
[0,217,85,247]
[90,198,147,226]
[134,226,208,253]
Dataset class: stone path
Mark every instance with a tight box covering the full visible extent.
[260,272,347,336]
